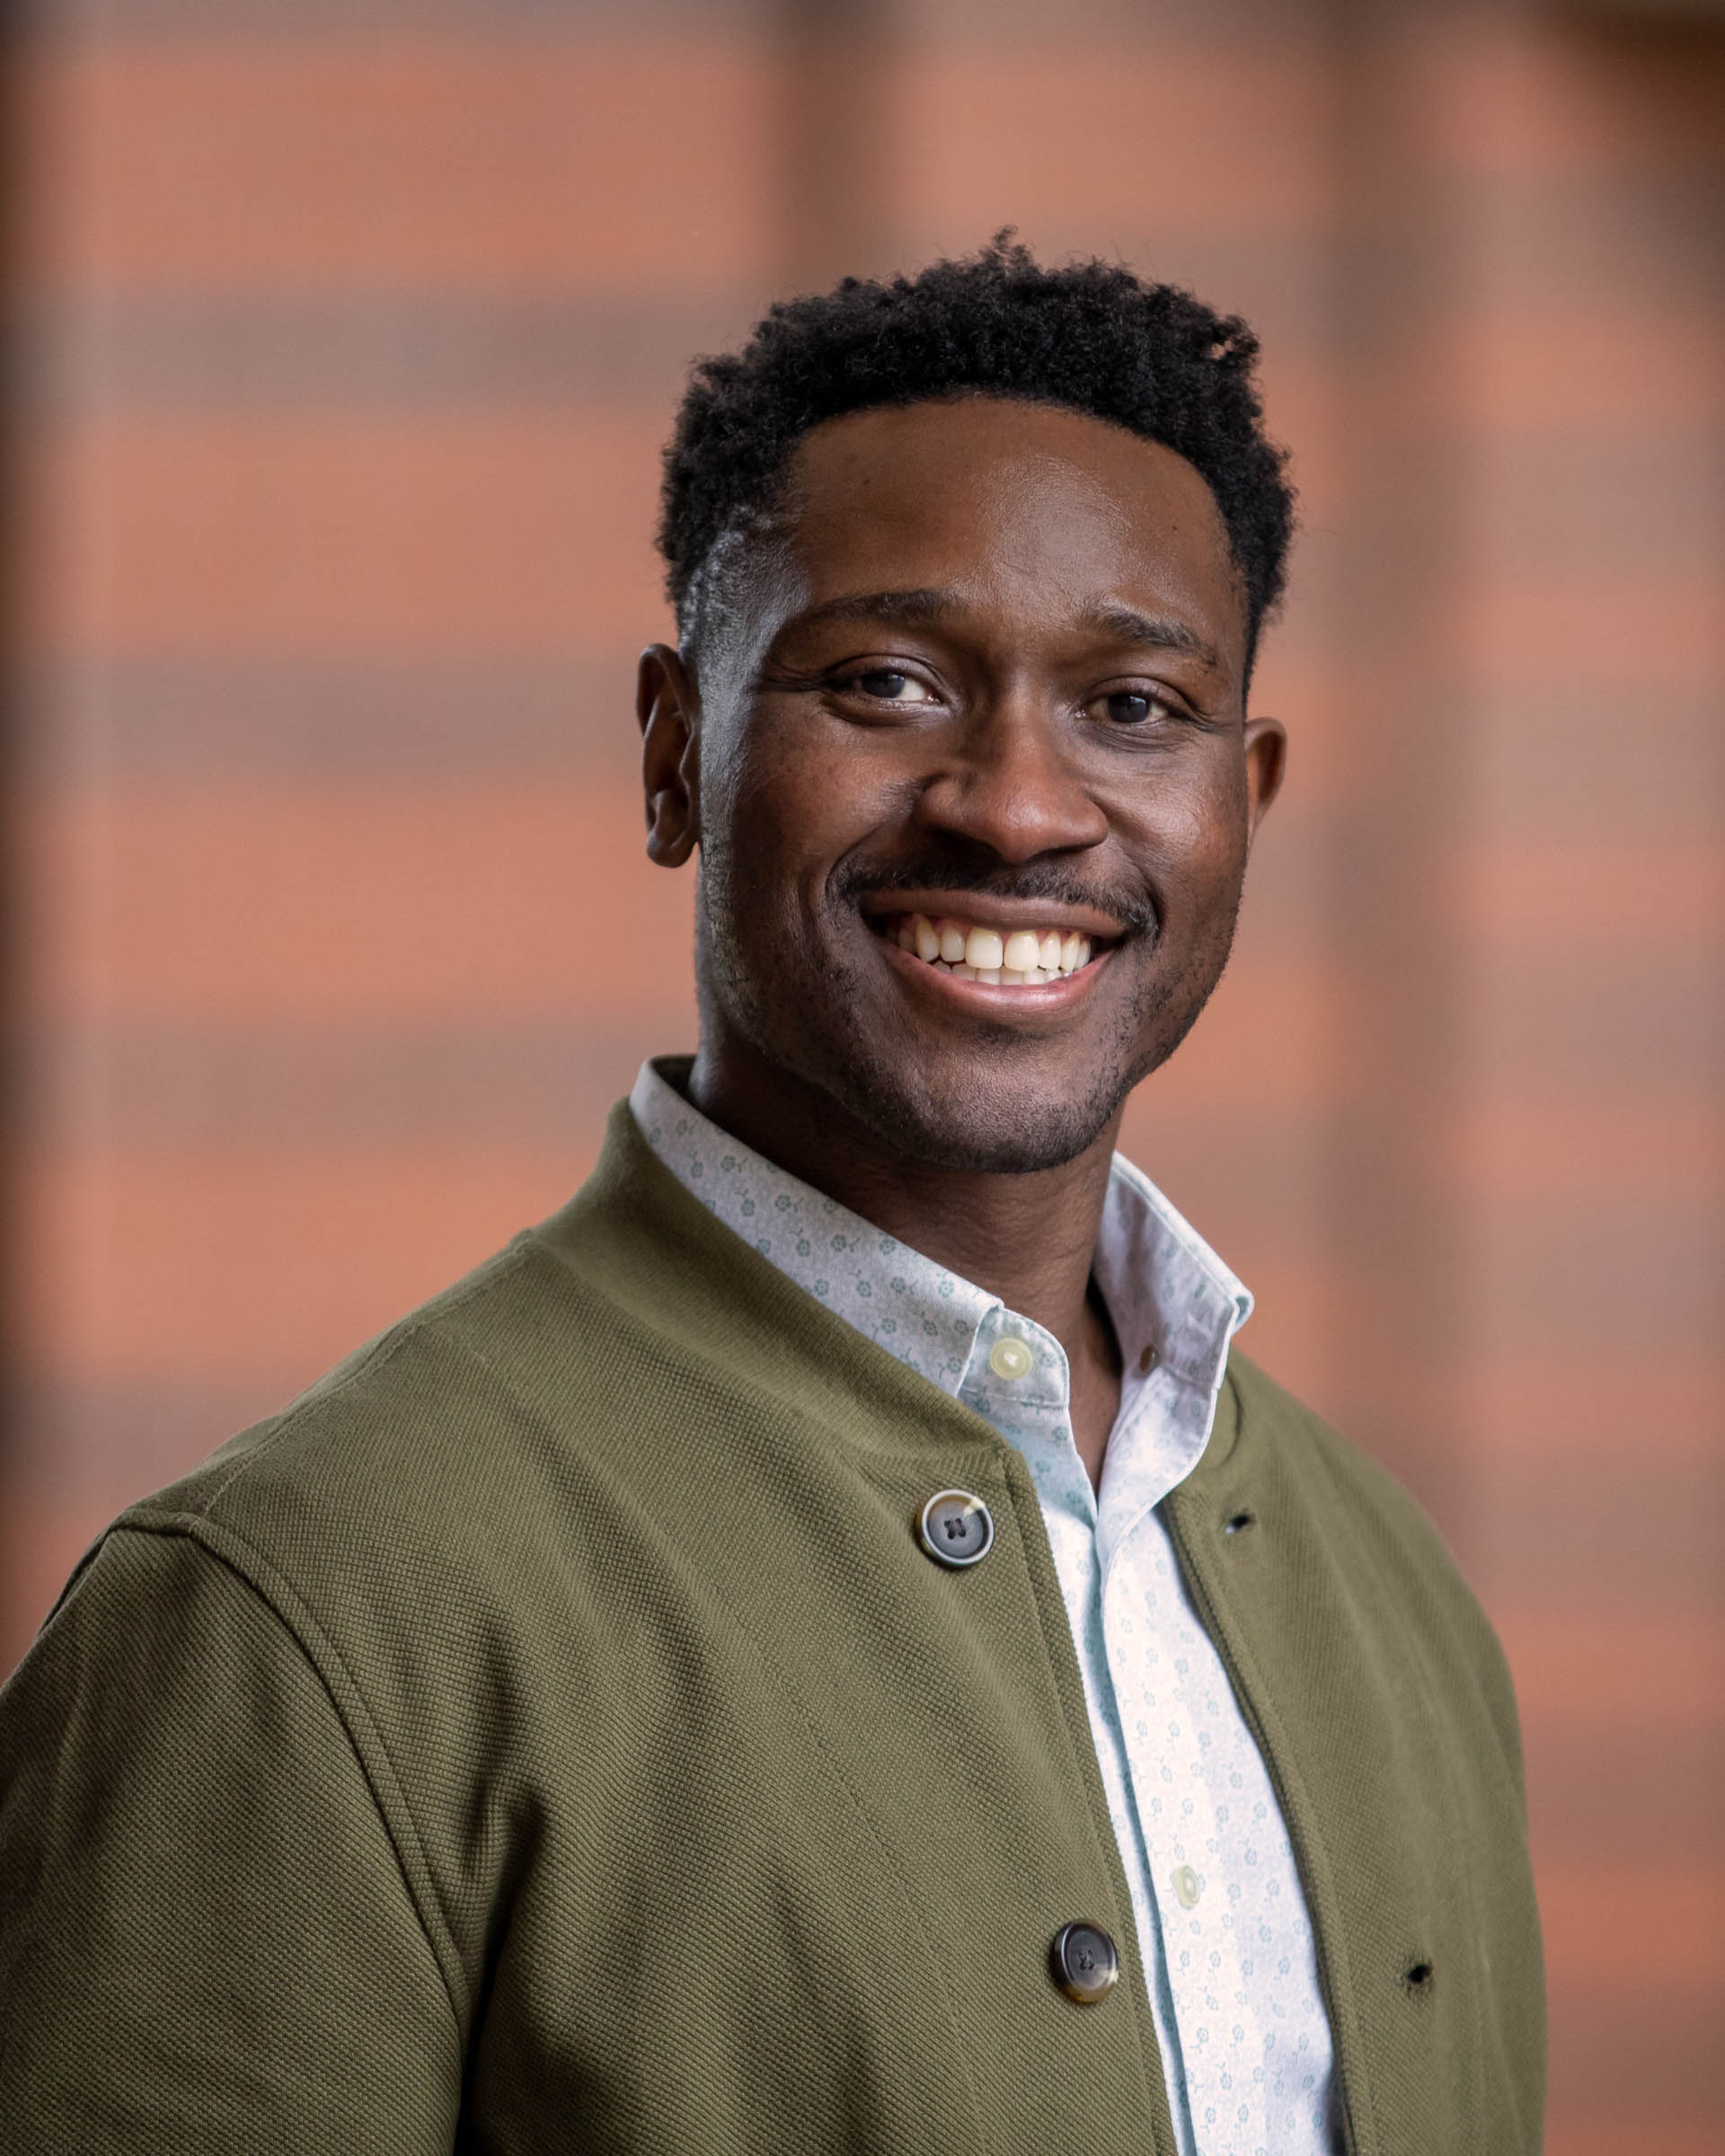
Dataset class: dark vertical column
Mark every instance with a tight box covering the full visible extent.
[0,4,29,1644]
[1322,0,1473,1530]
[777,0,900,294]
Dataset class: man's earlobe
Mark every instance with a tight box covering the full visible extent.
[637,644,701,868]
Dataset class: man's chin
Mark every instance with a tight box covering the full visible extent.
[833,1061,1129,1177]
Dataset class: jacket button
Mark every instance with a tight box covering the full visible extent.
[1051,1922,1119,2004]
[917,1489,994,1568]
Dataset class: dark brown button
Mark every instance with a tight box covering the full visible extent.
[917,1489,994,1568]
[1051,1921,1119,2004]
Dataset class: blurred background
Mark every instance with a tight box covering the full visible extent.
[0,0,1720,2145]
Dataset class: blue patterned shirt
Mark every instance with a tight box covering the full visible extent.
[631,1059,1340,2156]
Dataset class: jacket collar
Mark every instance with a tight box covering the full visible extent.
[540,1062,1253,1525]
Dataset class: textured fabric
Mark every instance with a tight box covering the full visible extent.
[631,1058,1338,2156]
[0,1101,1545,2154]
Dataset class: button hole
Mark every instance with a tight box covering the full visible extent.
[1223,1510,1255,1536]
[1402,1959,1433,1992]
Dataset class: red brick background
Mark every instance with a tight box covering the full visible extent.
[3,4,1721,2148]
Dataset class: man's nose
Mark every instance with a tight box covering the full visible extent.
[911,696,1110,862]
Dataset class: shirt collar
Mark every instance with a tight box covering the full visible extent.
[628,1056,1251,1499]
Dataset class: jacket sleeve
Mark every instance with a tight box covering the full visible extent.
[0,1524,462,2152]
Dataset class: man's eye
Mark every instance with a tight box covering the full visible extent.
[845,669,933,703]
[1102,689,1170,725]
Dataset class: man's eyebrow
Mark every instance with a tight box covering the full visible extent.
[783,589,1223,673]
[1077,604,1222,671]
[786,588,961,633]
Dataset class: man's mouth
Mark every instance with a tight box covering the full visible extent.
[877,909,1101,988]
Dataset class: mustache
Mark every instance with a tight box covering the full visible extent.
[832,855,1159,937]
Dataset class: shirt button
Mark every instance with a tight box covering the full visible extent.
[1050,1922,1119,2004]
[1137,1342,1159,1375]
[987,1335,1034,1382]
[1172,1864,1201,1909]
[917,1489,995,1568]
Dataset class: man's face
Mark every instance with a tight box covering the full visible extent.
[646,395,1285,1174]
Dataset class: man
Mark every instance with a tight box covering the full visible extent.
[0,242,1543,2153]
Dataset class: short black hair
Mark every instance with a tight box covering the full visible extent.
[658,234,1295,670]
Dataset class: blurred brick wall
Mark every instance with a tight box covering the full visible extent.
[2,3,1721,2149]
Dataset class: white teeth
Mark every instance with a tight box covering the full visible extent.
[890,913,1101,991]
[965,925,1004,971]
[1002,929,1041,973]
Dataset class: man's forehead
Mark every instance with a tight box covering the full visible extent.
[770,399,1244,650]
[785,396,1219,521]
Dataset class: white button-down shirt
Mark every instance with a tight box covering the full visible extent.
[631,1059,1340,2156]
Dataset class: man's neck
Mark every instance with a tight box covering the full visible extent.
[682,1038,1127,1481]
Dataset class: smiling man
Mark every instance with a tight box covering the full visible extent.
[0,243,1544,2155]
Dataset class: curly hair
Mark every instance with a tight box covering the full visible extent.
[658,234,1294,670]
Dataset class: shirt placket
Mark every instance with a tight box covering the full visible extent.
[1103,1520,1268,2156]
[962,1314,1211,2156]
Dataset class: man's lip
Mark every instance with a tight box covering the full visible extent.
[856,891,1129,942]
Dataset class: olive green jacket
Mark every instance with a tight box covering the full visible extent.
[0,1104,1544,2153]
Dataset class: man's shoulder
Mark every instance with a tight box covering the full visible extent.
[107,1107,730,1551]
[1215,1348,1522,1754]
[83,1093,970,1649]
[88,1224,594,1615]
[1222,1349,1461,1568]
[1221,1348,1429,1521]
[82,1111,725,1620]
[37,1154,746,1781]
[1220,1348,1474,1601]
[81,1093,913,1646]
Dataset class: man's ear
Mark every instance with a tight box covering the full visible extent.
[637,644,701,868]
[1243,715,1287,846]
